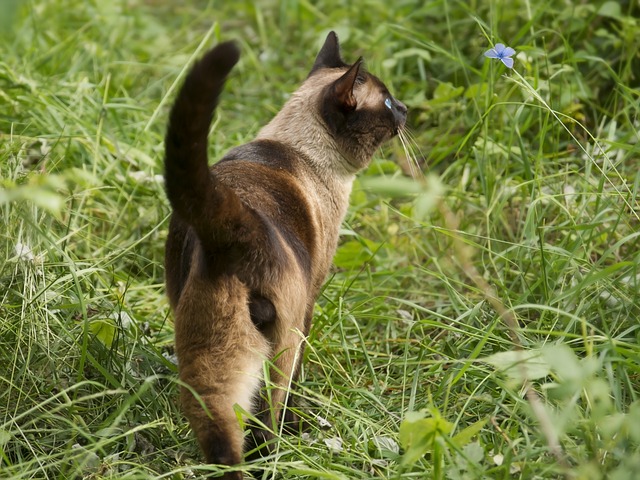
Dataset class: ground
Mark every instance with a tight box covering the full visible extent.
[1,1,639,478]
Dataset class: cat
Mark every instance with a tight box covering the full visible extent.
[163,31,406,478]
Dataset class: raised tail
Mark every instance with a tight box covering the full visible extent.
[164,42,271,477]
[164,41,241,238]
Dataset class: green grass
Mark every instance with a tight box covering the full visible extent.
[1,0,639,478]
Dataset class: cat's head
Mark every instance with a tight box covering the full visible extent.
[308,31,407,171]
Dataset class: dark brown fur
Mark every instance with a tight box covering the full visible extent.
[164,32,406,478]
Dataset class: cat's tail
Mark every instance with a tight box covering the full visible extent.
[164,42,270,478]
[164,41,244,247]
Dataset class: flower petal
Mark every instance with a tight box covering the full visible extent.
[501,57,514,69]
[502,46,516,57]
[484,48,499,58]
[494,43,506,53]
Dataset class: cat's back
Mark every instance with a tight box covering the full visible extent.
[213,139,319,246]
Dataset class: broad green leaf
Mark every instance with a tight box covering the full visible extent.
[584,378,612,418]
[451,418,487,447]
[71,443,100,473]
[541,344,582,383]
[627,401,640,443]
[359,175,424,197]
[0,185,65,214]
[431,82,464,104]
[89,318,117,348]
[369,435,400,457]
[399,411,454,466]
[360,174,443,222]
[464,82,488,99]
[366,159,401,175]
[333,239,381,269]
[598,1,622,19]
[413,190,440,221]
[474,136,522,157]
[483,349,550,382]
[399,417,436,465]
[324,436,343,454]
[599,413,626,442]
[404,410,427,423]
[462,441,485,464]
[0,429,11,447]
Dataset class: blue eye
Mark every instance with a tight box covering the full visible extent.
[384,98,392,109]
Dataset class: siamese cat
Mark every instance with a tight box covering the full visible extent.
[164,31,406,478]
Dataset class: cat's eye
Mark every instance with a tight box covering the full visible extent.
[384,98,392,110]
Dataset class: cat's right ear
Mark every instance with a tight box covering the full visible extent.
[309,31,348,76]
[331,57,362,111]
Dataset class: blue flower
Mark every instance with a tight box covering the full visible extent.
[484,43,515,69]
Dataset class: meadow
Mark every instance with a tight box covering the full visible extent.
[1,0,639,478]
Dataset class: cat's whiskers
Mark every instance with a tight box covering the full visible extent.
[397,126,424,180]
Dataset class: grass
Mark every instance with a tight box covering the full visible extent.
[1,0,639,478]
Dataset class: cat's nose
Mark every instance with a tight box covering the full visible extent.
[393,99,407,125]
[395,100,407,115]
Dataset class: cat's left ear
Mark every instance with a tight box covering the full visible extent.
[331,57,363,111]
[309,31,348,75]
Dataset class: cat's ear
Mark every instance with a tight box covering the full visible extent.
[331,57,363,111]
[309,31,348,75]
